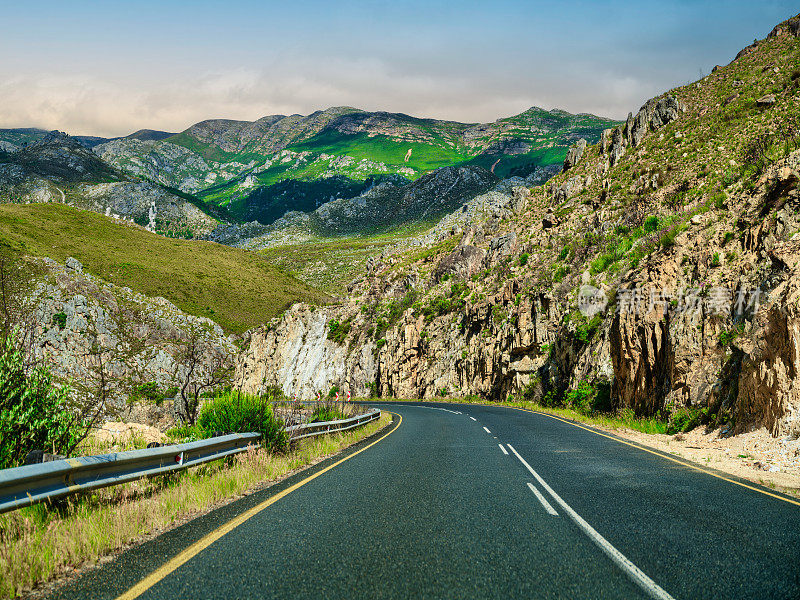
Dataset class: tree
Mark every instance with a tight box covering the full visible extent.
[174,326,232,424]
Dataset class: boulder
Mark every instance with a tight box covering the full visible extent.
[756,94,776,107]
[434,245,487,281]
[485,233,517,264]
[542,212,560,229]
[65,257,83,273]
[554,176,584,203]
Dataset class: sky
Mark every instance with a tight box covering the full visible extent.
[0,0,796,137]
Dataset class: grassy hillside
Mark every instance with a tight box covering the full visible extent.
[0,204,328,333]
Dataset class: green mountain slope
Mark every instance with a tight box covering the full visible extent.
[0,203,328,333]
[95,107,620,224]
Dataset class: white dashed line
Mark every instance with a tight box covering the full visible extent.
[483,427,491,434]
[527,482,558,516]
[469,417,477,421]
[498,444,509,455]
[506,444,675,600]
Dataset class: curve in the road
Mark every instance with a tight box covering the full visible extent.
[115,412,402,600]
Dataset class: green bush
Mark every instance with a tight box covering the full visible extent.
[565,380,612,415]
[129,382,169,406]
[720,323,745,347]
[310,401,346,423]
[643,215,660,233]
[666,406,704,434]
[519,253,530,266]
[573,314,603,344]
[52,312,67,329]
[710,252,721,268]
[327,318,352,344]
[197,391,287,452]
[0,332,86,468]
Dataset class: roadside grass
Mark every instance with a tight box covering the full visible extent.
[0,411,390,599]
[365,396,668,435]
[0,203,329,334]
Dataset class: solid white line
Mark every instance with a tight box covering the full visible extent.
[469,416,477,421]
[527,482,558,516]
[498,444,509,455]
[483,427,492,434]
[506,445,675,600]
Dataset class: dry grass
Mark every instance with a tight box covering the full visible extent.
[0,411,391,599]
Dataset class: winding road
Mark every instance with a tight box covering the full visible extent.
[49,402,800,599]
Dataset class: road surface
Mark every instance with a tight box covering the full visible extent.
[49,402,800,599]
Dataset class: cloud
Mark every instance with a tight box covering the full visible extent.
[0,56,663,137]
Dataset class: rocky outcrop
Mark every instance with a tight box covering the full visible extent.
[235,304,376,398]
[562,139,587,172]
[22,257,235,425]
[605,95,682,164]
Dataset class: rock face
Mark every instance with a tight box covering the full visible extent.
[562,139,587,172]
[235,305,376,398]
[22,258,235,425]
[605,95,682,165]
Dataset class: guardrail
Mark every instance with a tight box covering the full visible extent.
[0,408,382,514]
[287,407,381,440]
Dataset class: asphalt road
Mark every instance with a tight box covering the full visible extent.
[50,402,800,600]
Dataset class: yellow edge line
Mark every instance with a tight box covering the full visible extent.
[115,412,401,600]
[504,405,800,508]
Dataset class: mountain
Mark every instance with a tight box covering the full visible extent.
[235,13,800,442]
[0,131,220,237]
[94,106,620,224]
[0,128,115,150]
[125,129,176,141]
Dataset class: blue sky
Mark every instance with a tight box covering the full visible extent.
[0,0,796,136]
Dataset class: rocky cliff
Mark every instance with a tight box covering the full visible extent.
[235,14,800,439]
[18,257,236,426]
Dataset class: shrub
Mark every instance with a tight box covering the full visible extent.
[564,380,613,415]
[129,382,168,406]
[720,323,745,347]
[327,318,351,344]
[659,228,679,249]
[519,253,529,266]
[0,332,86,468]
[666,406,704,434]
[643,215,660,233]
[310,401,346,423]
[710,252,721,268]
[573,314,603,344]
[197,391,287,452]
[52,312,67,329]
[553,265,569,283]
